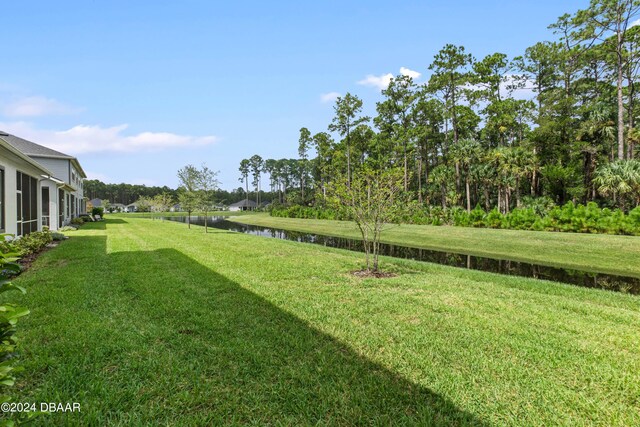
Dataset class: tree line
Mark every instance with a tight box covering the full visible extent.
[84,179,253,207]
[241,0,640,214]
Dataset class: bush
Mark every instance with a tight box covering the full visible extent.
[71,217,84,226]
[0,231,53,257]
[51,232,67,241]
[92,207,104,217]
[269,200,640,236]
[0,249,29,413]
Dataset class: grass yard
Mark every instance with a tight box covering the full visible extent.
[119,210,252,218]
[230,213,640,278]
[4,217,640,425]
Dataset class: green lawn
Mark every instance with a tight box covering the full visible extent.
[112,210,252,218]
[230,213,640,277]
[4,217,640,425]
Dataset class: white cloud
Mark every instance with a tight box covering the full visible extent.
[400,67,421,79]
[320,92,341,103]
[631,18,640,28]
[357,73,394,90]
[0,122,219,155]
[357,67,422,90]
[3,96,82,117]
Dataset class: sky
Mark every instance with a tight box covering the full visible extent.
[0,0,588,190]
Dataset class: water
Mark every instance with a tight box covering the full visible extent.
[162,215,640,294]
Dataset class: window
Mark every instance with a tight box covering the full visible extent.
[16,171,38,235]
[58,189,64,228]
[42,187,50,227]
[0,169,4,232]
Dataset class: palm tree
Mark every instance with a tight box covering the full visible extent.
[489,146,519,213]
[594,159,640,209]
[238,159,250,204]
[450,139,482,212]
[429,164,454,209]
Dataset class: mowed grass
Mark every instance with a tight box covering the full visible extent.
[4,217,640,426]
[117,210,252,218]
[231,213,640,277]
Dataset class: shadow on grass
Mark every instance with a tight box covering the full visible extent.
[17,235,486,426]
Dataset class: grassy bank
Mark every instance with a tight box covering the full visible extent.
[230,213,640,277]
[4,217,639,425]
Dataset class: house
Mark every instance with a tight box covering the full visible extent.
[0,131,87,234]
[228,199,258,211]
[125,203,138,213]
[87,198,103,211]
[110,203,126,213]
[0,136,54,236]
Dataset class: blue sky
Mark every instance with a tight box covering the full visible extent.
[0,0,586,190]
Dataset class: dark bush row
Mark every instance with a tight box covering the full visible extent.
[271,201,640,236]
[270,204,340,220]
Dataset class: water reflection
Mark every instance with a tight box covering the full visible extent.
[163,216,640,294]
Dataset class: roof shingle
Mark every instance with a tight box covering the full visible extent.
[0,131,73,159]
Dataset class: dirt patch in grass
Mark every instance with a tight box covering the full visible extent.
[351,269,398,278]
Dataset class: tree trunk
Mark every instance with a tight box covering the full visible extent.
[403,143,408,191]
[424,148,430,204]
[505,190,510,214]
[465,175,471,212]
[417,156,422,203]
[455,162,461,200]
[347,130,351,188]
[483,187,490,212]
[618,47,625,160]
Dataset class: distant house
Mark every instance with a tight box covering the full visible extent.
[170,203,181,212]
[110,203,126,213]
[87,198,103,211]
[125,203,138,213]
[228,199,258,211]
[0,131,87,234]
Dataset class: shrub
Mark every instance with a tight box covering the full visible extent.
[92,207,104,217]
[469,205,486,227]
[51,232,66,241]
[485,208,505,228]
[70,217,84,226]
[505,208,538,230]
[0,247,29,411]
[269,199,640,235]
[13,231,53,257]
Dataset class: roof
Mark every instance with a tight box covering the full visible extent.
[229,199,258,208]
[0,130,87,178]
[88,198,102,206]
[0,137,53,176]
[0,132,72,158]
